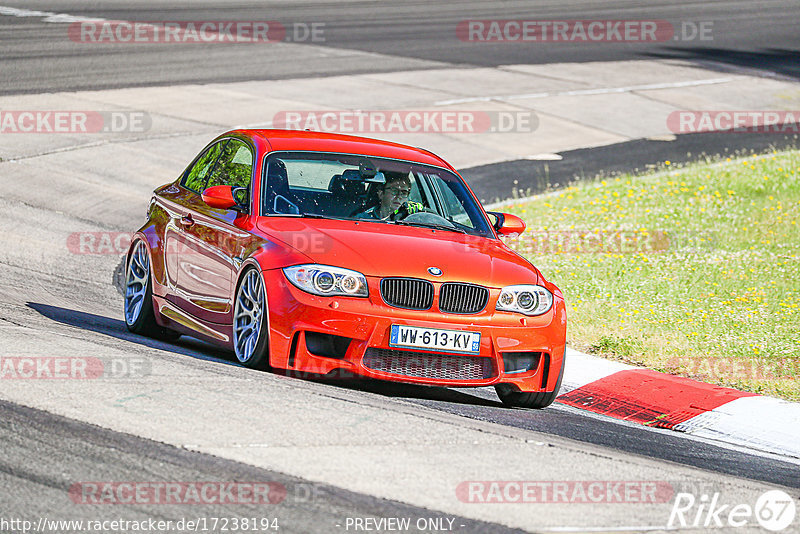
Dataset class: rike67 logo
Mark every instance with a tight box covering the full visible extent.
[668,490,796,531]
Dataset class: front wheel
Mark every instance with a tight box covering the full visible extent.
[233,267,270,369]
[124,240,180,341]
[495,348,566,409]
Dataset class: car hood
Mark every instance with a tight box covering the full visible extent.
[256,217,541,287]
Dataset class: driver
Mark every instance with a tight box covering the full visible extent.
[356,174,423,220]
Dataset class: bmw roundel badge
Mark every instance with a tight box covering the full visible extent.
[427,267,443,276]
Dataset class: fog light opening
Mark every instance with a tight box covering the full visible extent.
[305,331,352,359]
[502,352,542,374]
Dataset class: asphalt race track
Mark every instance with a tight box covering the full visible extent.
[2,0,799,94]
[1,1,799,533]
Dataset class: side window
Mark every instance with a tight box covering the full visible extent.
[407,174,424,205]
[205,139,254,189]
[431,175,475,228]
[183,141,225,192]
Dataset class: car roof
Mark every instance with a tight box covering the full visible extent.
[233,129,455,170]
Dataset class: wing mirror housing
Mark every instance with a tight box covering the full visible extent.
[201,185,248,211]
[487,211,526,236]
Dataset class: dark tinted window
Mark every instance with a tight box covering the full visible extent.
[183,141,225,192]
[206,139,254,189]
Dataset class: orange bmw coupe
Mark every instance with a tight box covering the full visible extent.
[124,129,567,408]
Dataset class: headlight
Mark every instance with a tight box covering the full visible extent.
[283,265,368,297]
[496,285,553,316]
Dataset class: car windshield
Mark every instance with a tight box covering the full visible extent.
[261,151,493,236]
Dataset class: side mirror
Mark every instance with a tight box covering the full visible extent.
[487,211,526,236]
[202,185,248,211]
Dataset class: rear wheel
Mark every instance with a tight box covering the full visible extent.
[496,348,566,409]
[233,267,270,369]
[124,240,180,341]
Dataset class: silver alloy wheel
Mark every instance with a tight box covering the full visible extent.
[234,268,265,363]
[124,241,150,326]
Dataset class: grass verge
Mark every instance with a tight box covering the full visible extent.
[500,150,800,400]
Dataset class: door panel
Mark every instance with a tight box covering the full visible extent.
[172,198,245,324]
[171,138,256,325]
[149,185,194,296]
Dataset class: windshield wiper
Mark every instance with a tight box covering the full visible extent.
[393,220,468,234]
[298,213,354,221]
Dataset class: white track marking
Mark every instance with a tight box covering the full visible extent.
[553,402,800,467]
[559,347,636,394]
[434,77,736,105]
[0,6,107,23]
[678,396,800,459]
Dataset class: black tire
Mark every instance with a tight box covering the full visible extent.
[124,240,180,342]
[232,267,270,369]
[496,348,566,409]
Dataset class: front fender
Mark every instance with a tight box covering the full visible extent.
[238,238,314,276]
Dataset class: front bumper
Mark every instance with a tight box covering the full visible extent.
[264,269,567,392]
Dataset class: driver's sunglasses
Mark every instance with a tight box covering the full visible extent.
[385,187,411,198]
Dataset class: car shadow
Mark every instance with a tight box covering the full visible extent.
[26,302,238,367]
[26,302,503,408]
[276,370,503,408]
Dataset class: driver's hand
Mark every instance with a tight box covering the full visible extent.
[393,201,424,219]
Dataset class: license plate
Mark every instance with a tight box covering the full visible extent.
[389,325,481,354]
